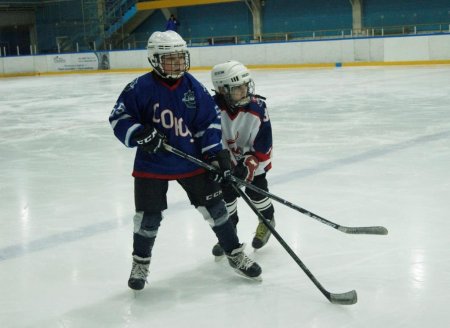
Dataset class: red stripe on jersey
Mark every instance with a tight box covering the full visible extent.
[254,150,271,162]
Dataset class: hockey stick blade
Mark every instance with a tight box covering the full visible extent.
[233,184,358,305]
[163,144,387,237]
[338,226,388,235]
[329,290,358,305]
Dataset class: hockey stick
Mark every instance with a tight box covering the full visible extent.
[163,144,388,235]
[231,184,357,304]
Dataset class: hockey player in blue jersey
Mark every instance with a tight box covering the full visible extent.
[210,61,275,258]
[109,31,261,290]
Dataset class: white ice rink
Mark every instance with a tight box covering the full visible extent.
[1,65,450,327]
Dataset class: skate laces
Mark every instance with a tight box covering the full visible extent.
[234,253,255,270]
[229,249,255,270]
[255,222,270,240]
[131,261,149,281]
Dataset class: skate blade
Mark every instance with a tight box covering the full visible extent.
[214,254,225,262]
[234,269,263,282]
[132,289,144,298]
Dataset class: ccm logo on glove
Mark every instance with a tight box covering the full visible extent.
[134,126,165,153]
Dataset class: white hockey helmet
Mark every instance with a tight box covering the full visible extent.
[211,60,255,108]
[147,30,190,79]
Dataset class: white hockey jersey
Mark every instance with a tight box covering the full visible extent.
[214,95,273,176]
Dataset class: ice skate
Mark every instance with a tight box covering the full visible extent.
[212,242,225,261]
[252,217,275,249]
[128,255,151,291]
[226,244,262,280]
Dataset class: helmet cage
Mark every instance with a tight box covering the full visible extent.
[221,79,255,108]
[149,51,190,79]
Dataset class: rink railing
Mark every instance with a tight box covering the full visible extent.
[1,22,450,57]
[1,33,450,78]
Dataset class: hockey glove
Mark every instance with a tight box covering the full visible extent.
[233,154,259,182]
[209,149,232,185]
[134,126,165,153]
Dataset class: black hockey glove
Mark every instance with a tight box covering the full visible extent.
[208,149,232,185]
[133,126,165,153]
[233,154,259,182]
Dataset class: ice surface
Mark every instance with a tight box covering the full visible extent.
[1,66,449,327]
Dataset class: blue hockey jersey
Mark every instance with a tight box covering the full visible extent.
[109,72,223,179]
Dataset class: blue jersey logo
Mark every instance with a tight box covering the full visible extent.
[182,90,196,109]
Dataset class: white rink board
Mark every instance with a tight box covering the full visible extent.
[1,34,450,75]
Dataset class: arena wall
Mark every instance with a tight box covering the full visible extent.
[1,34,449,77]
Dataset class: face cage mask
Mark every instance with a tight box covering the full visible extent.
[222,80,255,110]
[151,51,190,79]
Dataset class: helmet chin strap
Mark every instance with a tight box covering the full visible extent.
[160,70,184,80]
[162,75,183,85]
[223,95,251,114]
[233,96,251,107]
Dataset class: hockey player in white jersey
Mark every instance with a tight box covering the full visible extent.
[210,60,275,257]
